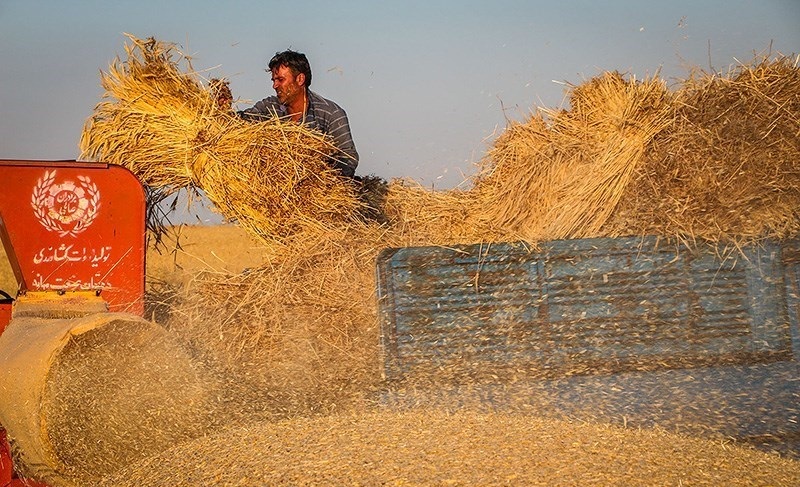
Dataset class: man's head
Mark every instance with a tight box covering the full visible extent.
[268,50,312,87]
[268,50,311,106]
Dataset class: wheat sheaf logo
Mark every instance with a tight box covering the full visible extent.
[31,170,101,237]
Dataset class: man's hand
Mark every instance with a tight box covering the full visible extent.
[210,78,233,111]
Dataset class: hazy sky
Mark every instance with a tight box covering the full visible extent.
[1,1,798,209]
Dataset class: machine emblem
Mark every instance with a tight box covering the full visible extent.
[31,170,101,237]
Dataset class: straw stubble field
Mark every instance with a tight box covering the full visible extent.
[0,249,13,296]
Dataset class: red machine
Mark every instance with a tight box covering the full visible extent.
[0,159,147,487]
[0,159,145,316]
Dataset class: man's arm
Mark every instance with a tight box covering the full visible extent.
[239,97,284,121]
[310,92,359,177]
[239,92,359,177]
[326,109,359,177]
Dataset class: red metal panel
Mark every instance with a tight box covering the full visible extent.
[1,428,50,486]
[0,300,11,337]
[0,160,145,315]
[1,428,12,487]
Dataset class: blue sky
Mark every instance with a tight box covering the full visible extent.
[1,0,798,199]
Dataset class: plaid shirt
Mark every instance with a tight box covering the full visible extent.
[241,90,359,177]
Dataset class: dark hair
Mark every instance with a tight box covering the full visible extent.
[268,50,312,87]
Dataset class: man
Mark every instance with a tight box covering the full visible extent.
[240,50,359,178]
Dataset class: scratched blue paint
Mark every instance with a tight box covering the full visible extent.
[376,236,800,456]
[377,236,794,382]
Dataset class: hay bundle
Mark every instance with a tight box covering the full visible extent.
[473,72,673,241]
[606,55,800,242]
[472,55,800,245]
[382,179,501,246]
[80,34,363,243]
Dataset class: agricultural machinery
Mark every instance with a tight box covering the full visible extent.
[0,159,155,486]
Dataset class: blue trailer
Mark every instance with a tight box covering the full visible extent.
[377,236,800,456]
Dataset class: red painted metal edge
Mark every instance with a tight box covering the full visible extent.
[0,300,11,338]
[1,428,12,487]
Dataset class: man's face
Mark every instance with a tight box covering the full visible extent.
[271,64,304,105]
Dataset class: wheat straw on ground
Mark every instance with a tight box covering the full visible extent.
[98,409,800,487]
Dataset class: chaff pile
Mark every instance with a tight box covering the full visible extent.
[80,34,363,243]
[99,410,800,486]
[41,320,214,486]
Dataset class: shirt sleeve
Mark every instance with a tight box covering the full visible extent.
[239,97,284,121]
[326,109,359,174]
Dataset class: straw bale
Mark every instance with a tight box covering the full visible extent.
[605,55,800,243]
[472,72,673,241]
[79,35,363,243]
